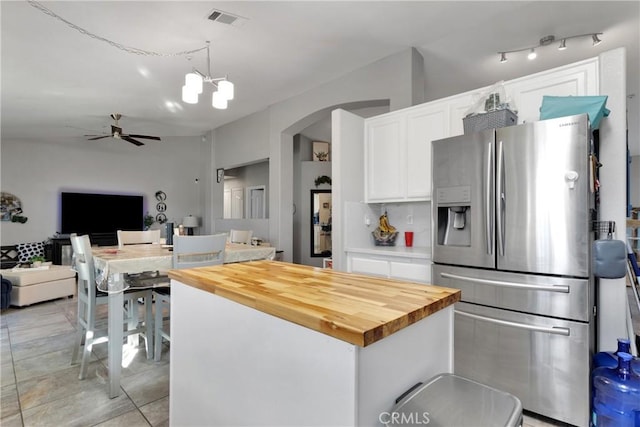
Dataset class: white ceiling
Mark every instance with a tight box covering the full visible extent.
[2,1,639,154]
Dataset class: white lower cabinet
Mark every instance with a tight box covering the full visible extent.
[347,250,432,284]
[390,260,431,283]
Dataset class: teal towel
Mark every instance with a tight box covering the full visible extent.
[540,95,610,130]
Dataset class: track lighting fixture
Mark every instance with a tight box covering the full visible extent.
[498,32,603,63]
[182,41,234,109]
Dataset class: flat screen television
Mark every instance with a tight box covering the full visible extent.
[60,192,144,239]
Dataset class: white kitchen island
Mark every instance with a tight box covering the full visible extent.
[169,261,460,426]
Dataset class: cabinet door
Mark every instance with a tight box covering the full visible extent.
[406,106,448,200]
[390,260,431,283]
[348,256,389,278]
[365,114,406,202]
[505,58,598,124]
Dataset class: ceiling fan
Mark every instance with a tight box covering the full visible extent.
[85,113,161,146]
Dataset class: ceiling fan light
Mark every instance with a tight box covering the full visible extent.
[527,48,537,60]
[212,91,228,109]
[185,72,203,94]
[219,80,234,100]
[182,85,198,104]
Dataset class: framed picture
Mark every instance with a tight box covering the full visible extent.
[217,168,224,183]
[312,141,330,162]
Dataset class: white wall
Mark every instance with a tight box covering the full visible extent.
[212,48,425,261]
[0,136,205,245]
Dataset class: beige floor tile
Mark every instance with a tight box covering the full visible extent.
[93,408,151,427]
[11,330,77,361]
[13,346,89,383]
[1,383,21,419]
[21,386,135,427]
[16,361,106,410]
[139,396,170,427]
[121,363,170,407]
[8,318,75,346]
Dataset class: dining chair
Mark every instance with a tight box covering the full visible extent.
[117,228,167,289]
[117,229,161,248]
[229,229,253,245]
[153,233,227,361]
[70,234,155,379]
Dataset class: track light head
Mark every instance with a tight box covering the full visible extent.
[558,39,567,50]
[499,52,507,63]
[592,33,602,46]
[527,48,537,60]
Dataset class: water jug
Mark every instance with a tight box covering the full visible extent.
[593,338,640,374]
[592,352,640,427]
[594,338,631,368]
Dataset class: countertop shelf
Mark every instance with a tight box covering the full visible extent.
[169,260,459,347]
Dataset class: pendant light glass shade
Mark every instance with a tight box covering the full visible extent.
[212,91,228,109]
[527,48,537,60]
[182,85,198,104]
[185,72,203,94]
[218,80,234,100]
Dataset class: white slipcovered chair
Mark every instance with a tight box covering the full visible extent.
[153,234,227,361]
[229,229,253,245]
[70,234,155,379]
[117,229,161,248]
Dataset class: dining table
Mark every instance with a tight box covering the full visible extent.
[91,242,276,398]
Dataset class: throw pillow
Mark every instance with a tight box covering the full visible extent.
[16,242,45,263]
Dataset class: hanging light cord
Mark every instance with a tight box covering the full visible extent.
[27,0,207,57]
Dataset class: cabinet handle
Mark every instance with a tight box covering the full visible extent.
[441,272,569,293]
[455,310,570,336]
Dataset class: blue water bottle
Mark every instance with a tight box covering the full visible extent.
[592,352,640,427]
[593,338,631,369]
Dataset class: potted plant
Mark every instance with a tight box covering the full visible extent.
[30,255,46,267]
[143,213,155,230]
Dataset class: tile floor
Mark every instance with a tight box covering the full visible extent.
[1,296,169,426]
[1,296,571,427]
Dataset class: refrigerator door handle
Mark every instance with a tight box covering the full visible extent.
[441,272,570,293]
[485,141,494,255]
[496,140,505,256]
[455,310,571,336]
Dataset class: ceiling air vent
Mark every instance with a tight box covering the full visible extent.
[207,9,245,26]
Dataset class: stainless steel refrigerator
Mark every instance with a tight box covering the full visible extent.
[431,113,595,427]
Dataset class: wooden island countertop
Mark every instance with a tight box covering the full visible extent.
[168,260,460,347]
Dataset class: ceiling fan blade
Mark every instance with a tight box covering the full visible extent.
[86,135,111,140]
[122,136,145,146]
[127,134,161,141]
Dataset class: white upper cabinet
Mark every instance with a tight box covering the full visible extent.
[365,94,471,203]
[364,114,406,202]
[505,58,599,124]
[364,57,598,204]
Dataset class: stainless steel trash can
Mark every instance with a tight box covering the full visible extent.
[387,373,523,427]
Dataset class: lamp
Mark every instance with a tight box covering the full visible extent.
[182,215,199,235]
[181,41,234,109]
[498,33,603,63]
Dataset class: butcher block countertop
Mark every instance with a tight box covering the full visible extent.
[168,260,461,347]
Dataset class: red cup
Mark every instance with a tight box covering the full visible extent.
[404,231,414,247]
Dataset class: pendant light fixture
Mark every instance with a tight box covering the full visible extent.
[182,41,234,109]
[498,32,603,63]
